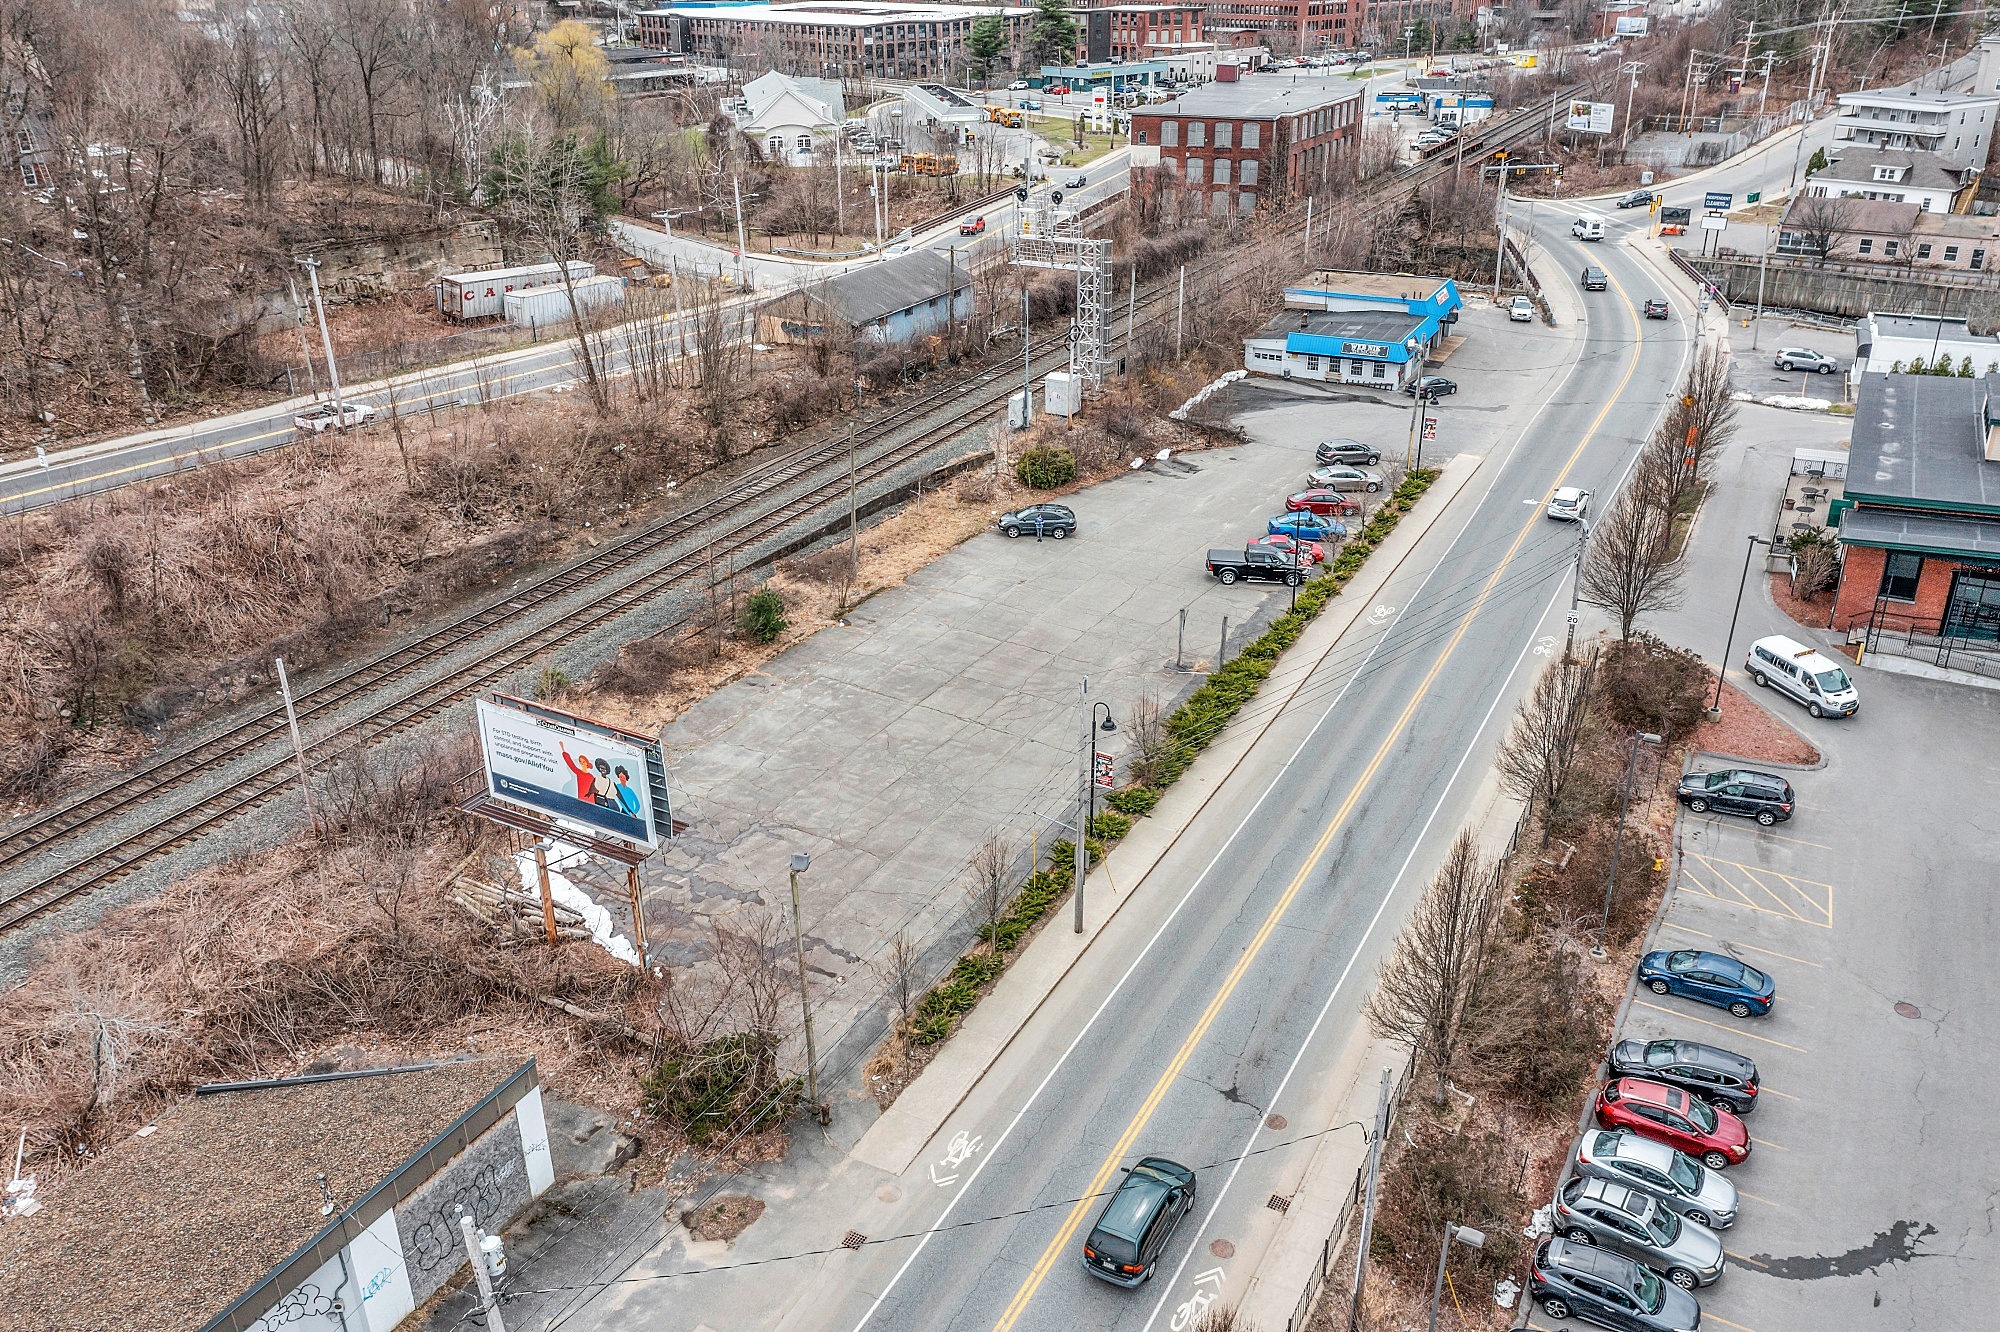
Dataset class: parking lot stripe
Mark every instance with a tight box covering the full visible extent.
[1661,922,1823,968]
[1701,826,1833,851]
[1749,1135,1790,1151]
[1703,1314,1762,1332]
[1680,853,1834,928]
[1726,1249,1770,1269]
[1755,1085,1799,1101]
[1735,1189,1783,1209]
[1632,1001,1810,1052]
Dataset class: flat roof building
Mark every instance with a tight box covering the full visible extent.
[1243,306,1440,389]
[1834,83,2000,170]
[1129,75,1362,216]
[638,3,1032,82]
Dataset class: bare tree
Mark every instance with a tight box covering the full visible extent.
[1122,690,1175,788]
[1364,830,1514,1106]
[1580,465,1683,639]
[881,929,922,1019]
[973,835,1012,940]
[1493,651,1598,837]
[1786,192,1855,267]
[688,271,748,448]
[487,130,613,413]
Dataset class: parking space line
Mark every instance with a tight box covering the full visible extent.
[1736,1189,1784,1209]
[1632,1001,1810,1053]
[1681,853,1834,928]
[1703,1313,1761,1332]
[1749,1135,1790,1151]
[1726,1249,1770,1269]
[1695,825,1833,851]
[1756,1085,1799,1101]
[1661,922,1823,968]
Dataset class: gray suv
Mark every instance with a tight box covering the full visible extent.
[1573,1128,1738,1228]
[1553,1175,1726,1289]
[1775,346,1839,374]
[1315,438,1381,466]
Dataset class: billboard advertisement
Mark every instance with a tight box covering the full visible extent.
[1615,17,1650,36]
[477,699,659,847]
[1566,100,1615,134]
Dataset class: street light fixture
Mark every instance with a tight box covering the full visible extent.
[787,851,828,1124]
[1710,535,1774,718]
[1593,732,1663,960]
[1088,703,1117,829]
[1427,1222,1486,1332]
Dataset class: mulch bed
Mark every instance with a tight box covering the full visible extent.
[1690,676,1820,766]
[1768,571,1835,632]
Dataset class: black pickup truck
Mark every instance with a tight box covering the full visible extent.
[1206,547,1303,586]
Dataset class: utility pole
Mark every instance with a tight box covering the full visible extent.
[847,399,860,588]
[286,276,319,399]
[1022,285,1032,412]
[533,841,558,945]
[458,1211,507,1332]
[788,852,826,1122]
[1073,678,1089,934]
[1565,517,1589,660]
[1348,1066,1394,1332]
[1621,62,1645,150]
[273,658,318,835]
[835,131,844,237]
[296,254,344,421]
[732,173,750,291]
[1126,262,1136,366]
[1302,194,1314,264]
[1490,162,1509,300]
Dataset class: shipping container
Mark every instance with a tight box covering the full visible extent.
[502,275,627,330]
[436,261,596,321]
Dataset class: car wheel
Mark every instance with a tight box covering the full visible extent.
[1685,1210,1711,1226]
[1541,1297,1572,1321]
[1649,979,1671,995]
[1669,1268,1698,1290]
[1565,1228,1595,1244]
[1689,797,1709,812]
[1219,568,1238,585]
[1778,360,1793,371]
[1729,1001,1753,1019]
[1751,670,1768,688]
[1818,363,1833,374]
[1366,481,1380,492]
[1367,454,1380,466]
[1702,1150,1731,1171]
[1051,527,1067,540]
[1807,701,1824,718]
[1286,571,1301,586]
[1003,526,1020,538]
[1756,809,1777,826]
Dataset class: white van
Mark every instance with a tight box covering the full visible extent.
[1745,635,1859,718]
[1571,216,1605,241]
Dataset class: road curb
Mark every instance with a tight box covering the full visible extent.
[849,451,1487,1177]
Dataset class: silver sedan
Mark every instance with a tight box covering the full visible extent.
[1304,464,1384,493]
[1573,1128,1739,1229]
[1553,1175,1726,1289]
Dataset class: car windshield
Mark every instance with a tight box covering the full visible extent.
[1667,1153,1703,1192]
[1643,1041,1676,1067]
[1685,1096,1719,1132]
[1633,1265,1666,1312]
[1647,1207,1681,1244]
[1814,667,1850,692]
[1666,950,1699,972]
[1739,963,1768,990]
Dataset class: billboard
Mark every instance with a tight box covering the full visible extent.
[1615,17,1650,36]
[476,699,660,847]
[1566,100,1615,134]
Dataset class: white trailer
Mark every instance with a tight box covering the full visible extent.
[437,261,596,321]
[503,275,627,330]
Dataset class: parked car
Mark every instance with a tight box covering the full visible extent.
[1065,173,1088,188]
[1581,265,1608,291]
[1607,1039,1760,1116]
[996,503,1075,538]
[1048,84,1072,94]
[1575,1128,1738,1228]
[1595,1077,1751,1170]
[1267,512,1348,543]
[1746,633,1859,717]
[294,401,376,432]
[1617,189,1655,208]
[1008,79,1031,90]
[1405,375,1456,398]
[1250,533,1325,564]
[1082,1157,1196,1285]
[1509,295,1535,322]
[1305,464,1383,493]
[1315,438,1381,466]
[1528,1237,1702,1330]
[1207,546,1304,585]
[1637,948,1776,1019]
[959,215,987,235]
[1776,346,1839,374]
[1546,486,1589,521]
[1019,98,1042,111]
[1286,488,1362,517]
[1552,1176,1726,1289]
[1643,298,1671,319]
[1676,768,1794,825]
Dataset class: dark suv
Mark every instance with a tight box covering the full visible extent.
[1529,1236,1702,1330]
[1676,768,1794,825]
[996,503,1075,539]
[1315,438,1381,466]
[1081,1157,1196,1286]
[1608,1038,1760,1116]
[1581,266,1609,291]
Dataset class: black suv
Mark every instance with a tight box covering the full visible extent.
[996,504,1075,539]
[1529,1237,1701,1330]
[1617,189,1655,209]
[1608,1038,1760,1115]
[1315,438,1381,466]
[1676,768,1794,825]
[1581,266,1609,291]
[1082,1157,1196,1286]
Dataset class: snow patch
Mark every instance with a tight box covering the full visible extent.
[514,844,640,966]
[1734,391,1834,412]
[1169,370,1247,421]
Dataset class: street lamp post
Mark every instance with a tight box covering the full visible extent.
[1427,1223,1486,1332]
[787,851,827,1124]
[1710,535,1773,717]
[1075,679,1089,934]
[1088,703,1117,828]
[1593,732,1663,960]
[1565,514,1591,660]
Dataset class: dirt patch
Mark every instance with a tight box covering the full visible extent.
[1691,676,1821,767]
[681,1193,767,1243]
[863,1024,944,1111]
[1768,570,1835,632]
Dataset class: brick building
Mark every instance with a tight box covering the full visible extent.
[638,2,1031,82]
[1832,372,2000,671]
[1201,0,1362,53]
[1128,74,1362,215]
[1075,3,1205,62]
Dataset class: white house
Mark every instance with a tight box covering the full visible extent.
[738,70,844,166]
[1833,83,2000,170]
[1808,146,1978,214]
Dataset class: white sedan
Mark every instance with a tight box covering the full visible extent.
[293,401,377,432]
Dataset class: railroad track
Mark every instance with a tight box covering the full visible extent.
[0,257,1224,934]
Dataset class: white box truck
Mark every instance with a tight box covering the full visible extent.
[502,275,626,330]
[437,261,596,321]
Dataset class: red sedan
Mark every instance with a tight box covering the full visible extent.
[1249,533,1325,565]
[1284,488,1363,518]
[1594,1078,1750,1170]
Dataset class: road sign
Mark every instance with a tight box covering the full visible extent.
[1701,213,1727,231]
[1067,325,1083,345]
[1093,751,1115,789]
[1703,191,1733,211]
[1422,416,1438,441]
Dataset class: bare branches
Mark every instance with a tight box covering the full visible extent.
[1581,465,1683,639]
[1493,652,1598,835]
[974,835,1012,941]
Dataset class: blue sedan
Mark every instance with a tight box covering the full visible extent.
[1266,513,1348,544]
[1637,950,1776,1019]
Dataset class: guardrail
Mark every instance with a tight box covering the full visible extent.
[1665,248,1731,312]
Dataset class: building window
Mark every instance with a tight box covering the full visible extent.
[1242,121,1259,149]
[1946,245,1961,261]
[1187,120,1205,146]
[19,161,39,188]
[1185,156,1204,183]
[1874,165,1898,181]
[1240,159,1258,185]
[1214,121,1231,149]
[1885,240,1900,258]
[1975,248,1987,269]
[768,134,785,156]
[1162,120,1178,146]
[1137,129,1148,144]
[1212,189,1227,214]
[1213,157,1229,185]
[1858,239,1874,254]
[797,134,813,152]
[1880,551,1924,601]
[1918,242,1934,259]
[1371,360,1387,379]
[1239,192,1255,215]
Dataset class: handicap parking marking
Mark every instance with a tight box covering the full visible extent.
[1660,922,1823,968]
[1680,853,1834,928]
[1632,1001,1811,1053]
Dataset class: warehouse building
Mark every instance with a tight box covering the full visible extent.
[760,249,973,346]
[638,2,1032,82]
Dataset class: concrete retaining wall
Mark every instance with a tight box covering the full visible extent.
[1690,255,2000,330]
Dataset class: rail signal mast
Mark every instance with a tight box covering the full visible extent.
[1009,183,1112,392]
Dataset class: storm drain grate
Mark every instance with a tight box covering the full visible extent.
[842,1231,868,1250]
[1267,1194,1291,1214]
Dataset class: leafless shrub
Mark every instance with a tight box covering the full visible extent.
[1493,652,1598,837]
[973,835,1012,940]
[881,929,922,1019]
[1581,465,1682,639]
[1123,691,1176,788]
[316,727,480,853]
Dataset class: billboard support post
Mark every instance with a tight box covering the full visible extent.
[627,864,648,960]
[534,841,559,945]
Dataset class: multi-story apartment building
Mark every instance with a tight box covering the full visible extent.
[1200,0,1362,53]
[1129,73,1362,214]
[1075,4,1205,63]
[637,2,1032,82]
[1834,83,2000,171]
